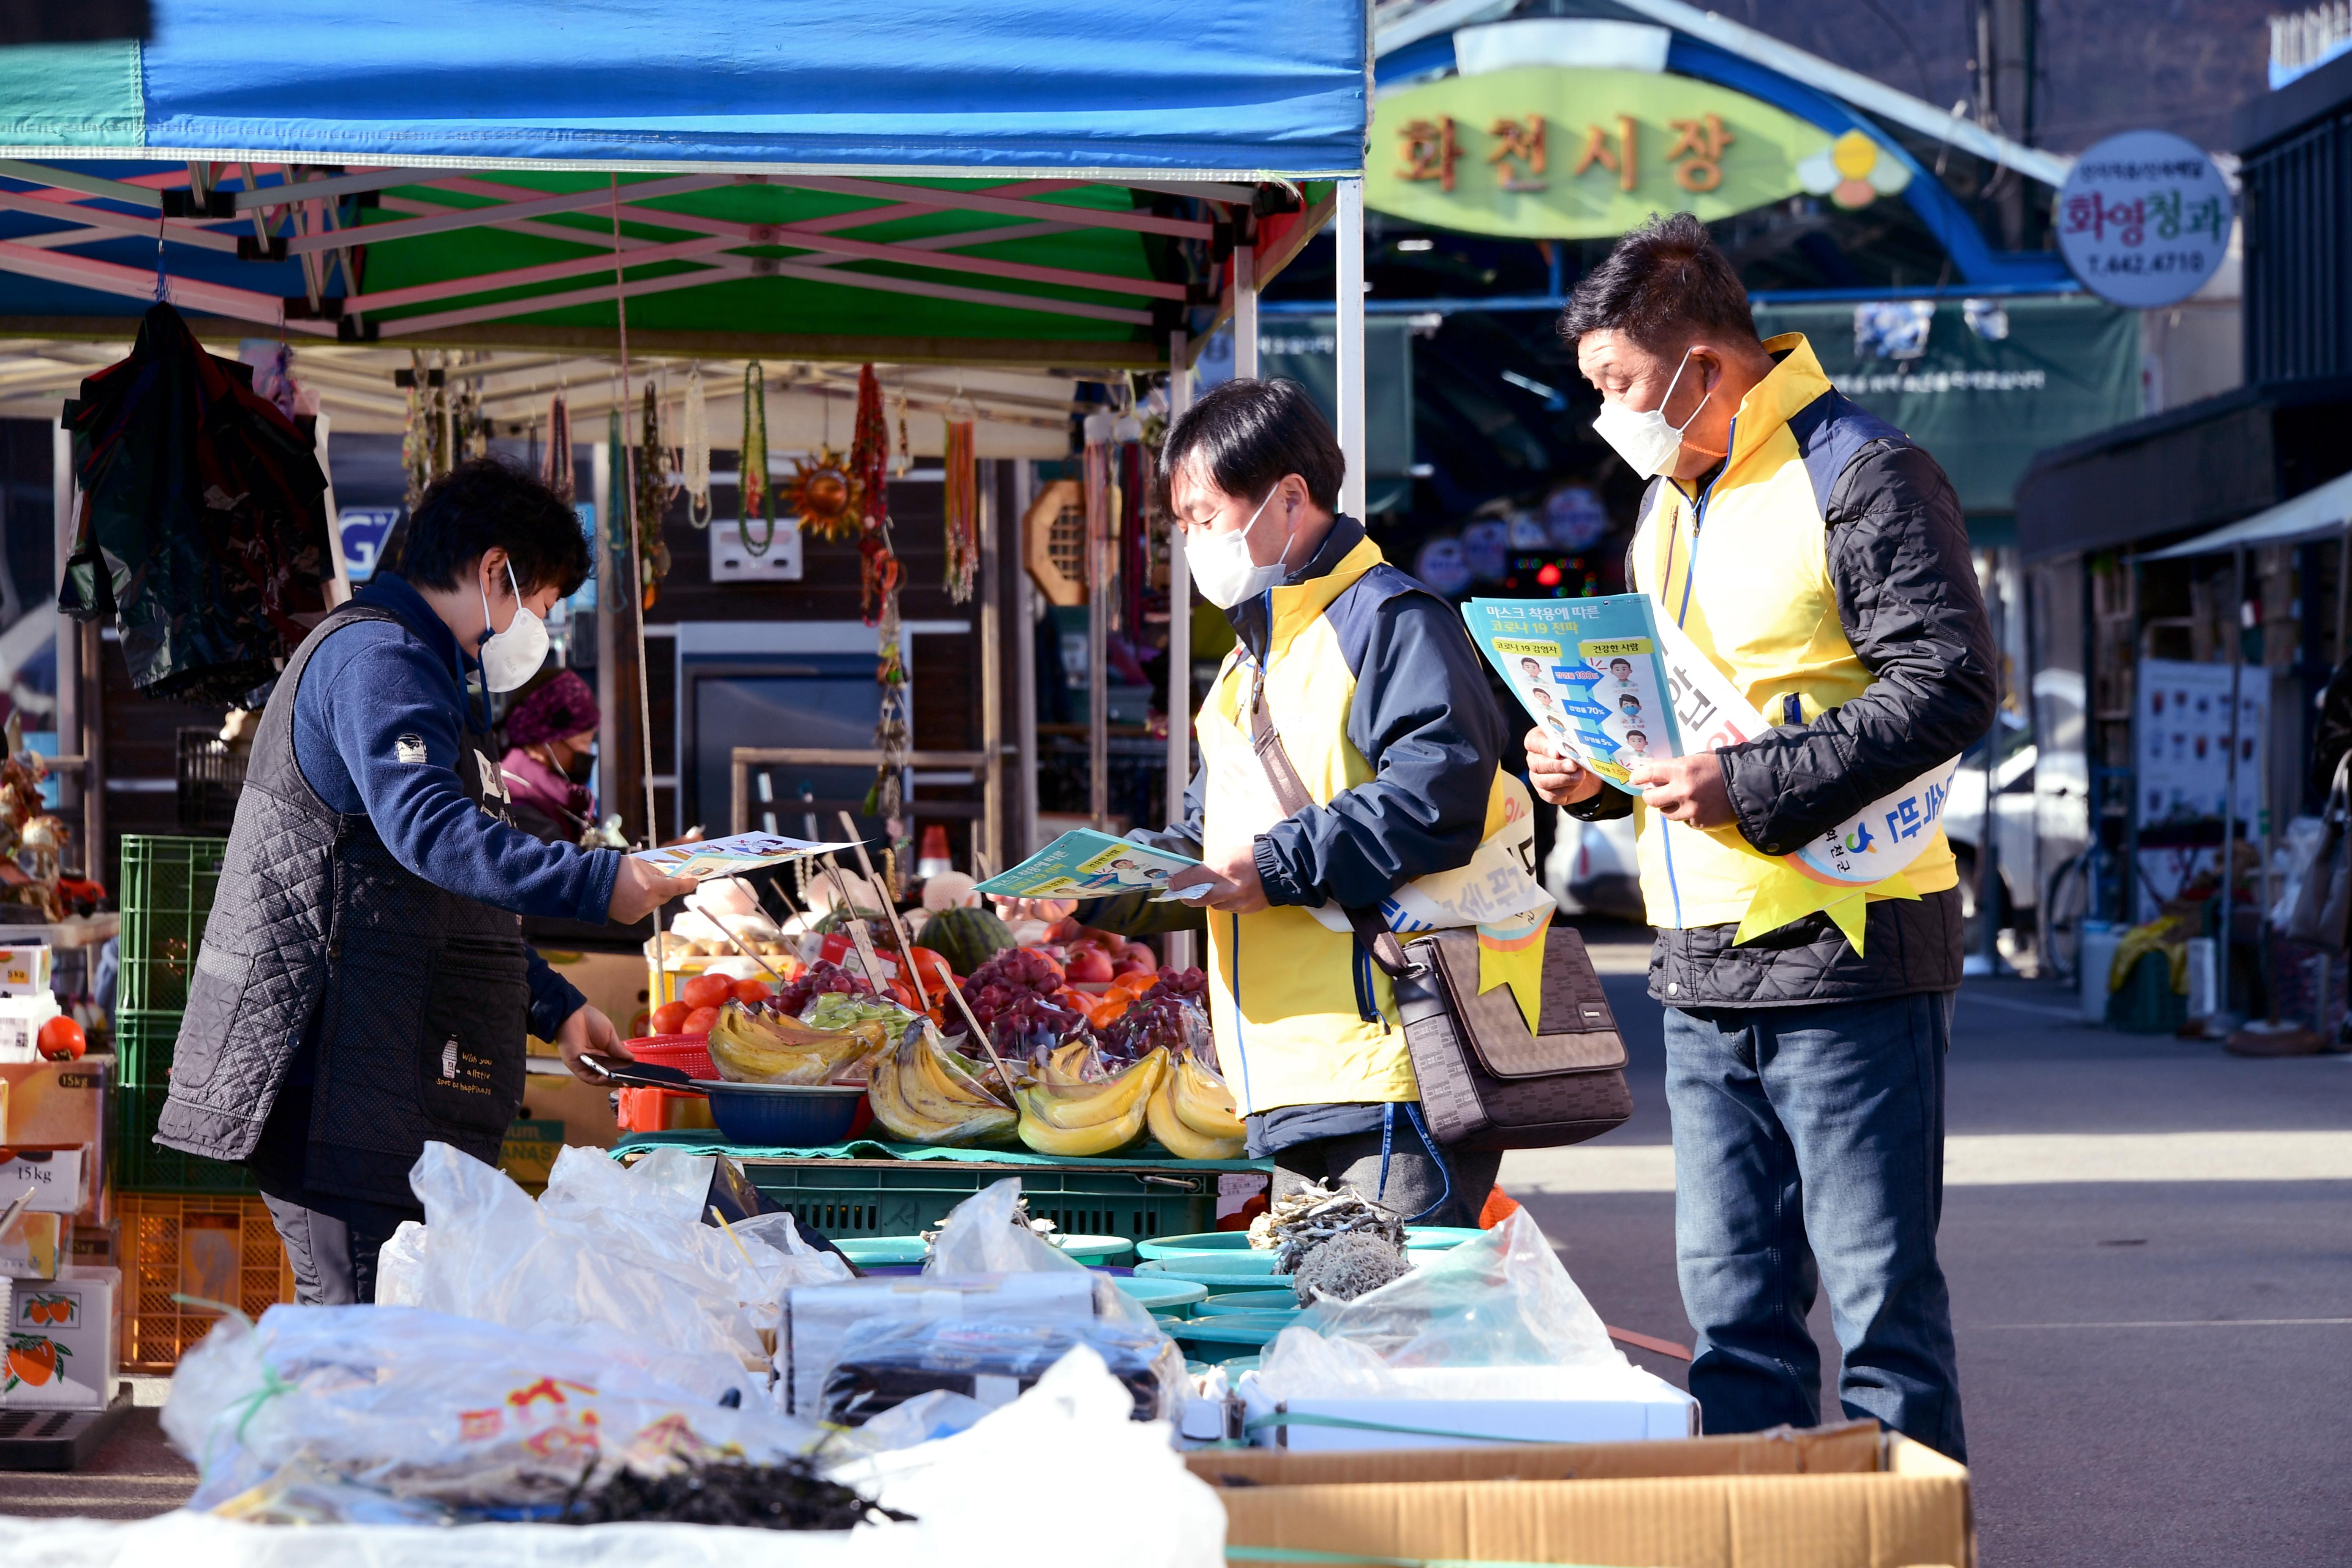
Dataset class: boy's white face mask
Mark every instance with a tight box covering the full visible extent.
[1590,346,1710,479]
[476,559,550,693]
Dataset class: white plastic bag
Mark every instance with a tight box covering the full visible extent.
[922,1176,1154,1330]
[162,1304,822,1512]
[1255,1209,1624,1401]
[404,1141,834,1372]
[21,1343,1226,1568]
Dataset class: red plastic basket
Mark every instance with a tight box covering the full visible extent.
[626,1033,717,1080]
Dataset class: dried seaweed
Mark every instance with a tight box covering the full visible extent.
[559,1457,911,1530]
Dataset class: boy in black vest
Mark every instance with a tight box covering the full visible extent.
[158,460,694,1303]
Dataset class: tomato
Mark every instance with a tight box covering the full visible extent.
[905,948,956,995]
[681,1005,721,1036]
[649,1000,692,1036]
[37,1016,85,1063]
[732,977,774,1005]
[884,980,920,1012]
[679,972,733,1010]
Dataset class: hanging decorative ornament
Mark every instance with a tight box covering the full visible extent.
[1083,412,1115,629]
[637,383,671,599]
[681,365,712,528]
[853,362,909,891]
[740,362,779,557]
[544,389,574,501]
[401,350,433,509]
[893,385,912,478]
[943,411,978,604]
[785,447,860,542]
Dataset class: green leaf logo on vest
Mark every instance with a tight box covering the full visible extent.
[1369,67,1892,240]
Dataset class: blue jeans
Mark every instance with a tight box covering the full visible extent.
[1665,991,1965,1459]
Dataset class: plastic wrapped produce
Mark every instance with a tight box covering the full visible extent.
[163,1305,823,1511]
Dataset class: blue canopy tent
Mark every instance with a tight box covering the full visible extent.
[0,1,1367,376]
[0,1,1373,904]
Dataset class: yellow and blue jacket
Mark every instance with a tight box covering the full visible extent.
[1092,516,1532,1122]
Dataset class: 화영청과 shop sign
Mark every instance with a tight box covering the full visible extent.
[2056,129,2235,309]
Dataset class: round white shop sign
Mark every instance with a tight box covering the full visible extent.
[2055,129,2234,309]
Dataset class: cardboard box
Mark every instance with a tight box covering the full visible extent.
[0,1210,64,1278]
[498,1117,566,1191]
[2,1268,117,1410]
[1238,1364,1698,1450]
[1,1054,108,1145]
[0,1146,86,1214]
[0,944,51,997]
[1191,1421,1974,1568]
[0,991,60,1060]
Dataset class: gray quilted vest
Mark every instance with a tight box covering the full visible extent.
[156,599,531,1204]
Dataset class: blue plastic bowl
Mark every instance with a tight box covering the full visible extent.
[703,1082,865,1145]
[1109,1274,1209,1315]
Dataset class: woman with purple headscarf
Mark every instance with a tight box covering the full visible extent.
[499,668,599,843]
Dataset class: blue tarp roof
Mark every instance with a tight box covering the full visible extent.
[0,0,1369,178]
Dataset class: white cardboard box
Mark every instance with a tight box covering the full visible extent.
[0,945,51,998]
[1239,1363,1699,1451]
[0,1146,86,1215]
[0,1266,115,1409]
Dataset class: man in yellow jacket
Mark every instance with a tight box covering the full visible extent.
[1530,216,1993,1461]
[1007,379,1549,1226]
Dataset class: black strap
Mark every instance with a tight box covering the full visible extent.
[1246,667,1416,980]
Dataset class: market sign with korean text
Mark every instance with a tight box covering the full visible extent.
[1368,67,1902,240]
[2055,130,2234,309]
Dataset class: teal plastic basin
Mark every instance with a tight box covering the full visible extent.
[1195,1290,1301,1316]
[1138,1226,1481,1259]
[1111,1274,1209,1314]
[1168,1313,1295,1350]
[832,1233,1135,1269]
[1134,1258,1290,1288]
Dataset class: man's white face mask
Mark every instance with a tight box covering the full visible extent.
[1590,346,1710,479]
[1182,484,1290,609]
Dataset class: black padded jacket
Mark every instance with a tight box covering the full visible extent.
[1568,405,1998,1008]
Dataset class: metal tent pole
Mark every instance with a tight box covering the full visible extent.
[1165,332,1195,972]
[1335,178,1367,521]
[593,440,618,826]
[2219,545,2245,1024]
[1013,461,1040,858]
[979,456,1004,873]
[52,419,83,873]
[1233,235,1259,378]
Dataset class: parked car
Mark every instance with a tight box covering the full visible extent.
[1942,710,2038,932]
[1544,803,1645,924]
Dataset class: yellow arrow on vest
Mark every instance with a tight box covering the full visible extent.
[1729,852,1922,955]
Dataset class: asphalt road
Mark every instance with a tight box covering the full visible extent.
[1504,939,2352,1568]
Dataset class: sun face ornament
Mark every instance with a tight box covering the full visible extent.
[1799,129,1912,211]
[786,446,863,542]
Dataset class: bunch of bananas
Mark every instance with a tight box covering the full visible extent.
[708,1003,887,1084]
[866,1025,1018,1146]
[1012,1046,1246,1160]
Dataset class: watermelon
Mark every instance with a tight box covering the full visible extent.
[924,905,1017,976]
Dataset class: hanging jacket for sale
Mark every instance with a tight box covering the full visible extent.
[56,302,334,704]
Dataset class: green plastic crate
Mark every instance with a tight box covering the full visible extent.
[114,1082,257,1195]
[118,836,227,1013]
[733,1159,1223,1241]
[113,1008,184,1089]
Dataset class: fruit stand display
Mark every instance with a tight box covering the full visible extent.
[617,868,1269,1233]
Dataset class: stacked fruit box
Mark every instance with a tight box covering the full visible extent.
[108,838,294,1367]
[111,836,253,1196]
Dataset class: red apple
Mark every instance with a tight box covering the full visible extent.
[1119,942,1157,974]
[1064,946,1115,984]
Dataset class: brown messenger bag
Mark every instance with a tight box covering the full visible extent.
[1247,677,1633,1152]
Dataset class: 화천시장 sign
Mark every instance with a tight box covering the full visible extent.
[1368,67,1906,240]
